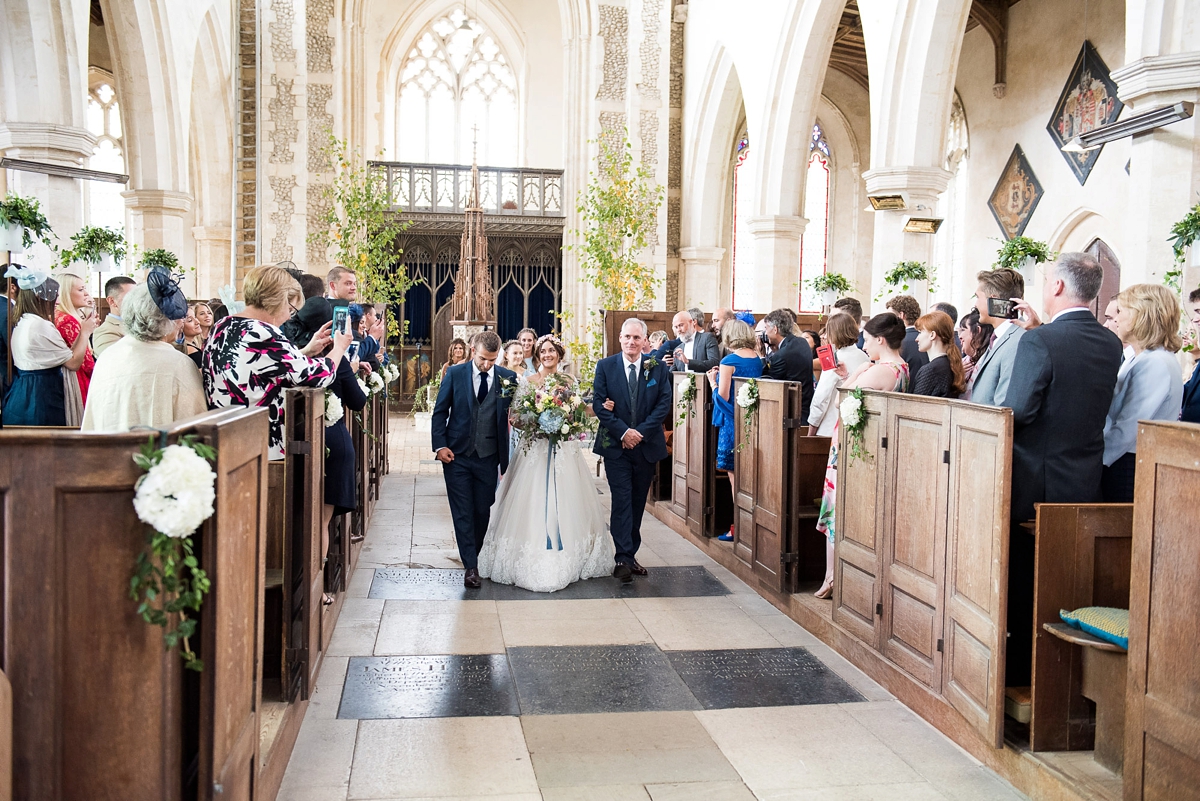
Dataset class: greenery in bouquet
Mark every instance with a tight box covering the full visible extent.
[63,225,127,266]
[0,193,55,250]
[511,373,595,452]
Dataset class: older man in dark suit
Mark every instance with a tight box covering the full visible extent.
[661,308,721,373]
[1002,252,1123,684]
[761,308,814,421]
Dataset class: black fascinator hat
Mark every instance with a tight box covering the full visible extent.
[146,266,189,320]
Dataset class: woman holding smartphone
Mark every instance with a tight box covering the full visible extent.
[807,312,868,436]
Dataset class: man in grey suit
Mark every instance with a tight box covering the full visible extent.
[662,309,721,372]
[968,268,1025,405]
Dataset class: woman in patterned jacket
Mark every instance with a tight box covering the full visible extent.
[202,265,353,459]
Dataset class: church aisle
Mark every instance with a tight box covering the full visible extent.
[278,418,1026,801]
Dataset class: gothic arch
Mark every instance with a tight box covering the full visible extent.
[0,0,88,130]
[682,44,745,250]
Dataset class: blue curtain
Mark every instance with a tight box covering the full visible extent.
[403,284,431,344]
[529,280,556,335]
[497,283,524,341]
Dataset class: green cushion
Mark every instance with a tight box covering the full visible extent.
[1060,607,1129,650]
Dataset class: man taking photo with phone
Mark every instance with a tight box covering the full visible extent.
[969,267,1025,406]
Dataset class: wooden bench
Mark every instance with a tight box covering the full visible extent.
[1042,623,1127,773]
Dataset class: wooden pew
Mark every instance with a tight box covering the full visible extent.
[1125,421,1200,800]
[0,669,10,801]
[1028,504,1133,753]
[0,408,268,800]
[661,371,721,538]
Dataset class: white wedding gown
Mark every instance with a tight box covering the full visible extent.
[478,437,615,592]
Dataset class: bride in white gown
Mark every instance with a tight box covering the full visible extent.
[478,334,614,592]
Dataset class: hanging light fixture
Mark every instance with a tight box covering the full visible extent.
[458,1,472,29]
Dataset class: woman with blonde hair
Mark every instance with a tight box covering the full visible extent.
[706,318,764,541]
[202,264,352,460]
[53,265,97,404]
[1101,283,1185,501]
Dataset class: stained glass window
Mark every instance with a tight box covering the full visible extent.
[731,133,754,310]
[798,124,830,311]
[397,10,518,166]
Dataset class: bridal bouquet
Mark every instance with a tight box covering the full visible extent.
[511,373,595,452]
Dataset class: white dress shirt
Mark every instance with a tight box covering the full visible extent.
[622,353,642,383]
[471,361,495,397]
[1050,306,1091,323]
[681,333,695,361]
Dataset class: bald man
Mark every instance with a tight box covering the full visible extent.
[660,310,721,373]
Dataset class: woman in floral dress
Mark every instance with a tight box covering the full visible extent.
[814,312,911,599]
[202,265,353,460]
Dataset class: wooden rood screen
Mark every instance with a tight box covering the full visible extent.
[833,391,1013,748]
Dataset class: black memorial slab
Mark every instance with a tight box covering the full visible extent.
[506,644,701,715]
[338,655,520,719]
[666,647,865,709]
[368,565,730,601]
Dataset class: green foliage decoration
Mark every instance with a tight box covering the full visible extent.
[0,193,55,250]
[993,236,1054,272]
[806,272,854,295]
[139,248,181,272]
[1166,202,1200,292]
[63,225,127,266]
[875,261,935,300]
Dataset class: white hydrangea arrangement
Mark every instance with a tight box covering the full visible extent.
[367,372,385,395]
[133,444,217,538]
[325,389,345,425]
[840,387,871,463]
[735,378,759,453]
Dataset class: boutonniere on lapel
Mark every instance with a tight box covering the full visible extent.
[644,356,659,371]
[499,377,516,399]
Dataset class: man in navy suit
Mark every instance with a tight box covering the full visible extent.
[593,318,673,583]
[431,330,517,588]
[1183,288,1200,424]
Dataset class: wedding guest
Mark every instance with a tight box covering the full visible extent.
[193,300,215,344]
[502,339,527,374]
[326,265,357,302]
[1182,288,1200,424]
[203,265,351,460]
[885,294,928,389]
[3,264,94,425]
[661,309,721,372]
[762,309,814,419]
[518,327,539,372]
[321,325,368,604]
[281,296,333,349]
[180,304,205,366]
[210,302,229,322]
[54,265,96,405]
[0,276,15,399]
[649,330,669,352]
[706,319,763,542]
[92,276,135,357]
[970,268,1025,406]
[834,296,866,349]
[440,337,468,380]
[1101,284,1185,502]
[808,311,868,436]
[913,311,965,398]
[83,277,205,431]
[931,301,958,324]
[800,329,822,378]
[814,312,910,598]
[711,308,737,335]
[297,272,325,300]
[957,309,994,399]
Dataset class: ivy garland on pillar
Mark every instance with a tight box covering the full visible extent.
[310,135,414,339]
[563,132,664,393]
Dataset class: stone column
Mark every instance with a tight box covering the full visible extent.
[1113,53,1200,289]
[0,123,95,268]
[122,189,193,271]
[749,215,805,312]
[192,225,233,298]
[862,166,951,313]
[678,245,724,310]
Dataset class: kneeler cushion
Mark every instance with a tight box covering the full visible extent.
[1060,606,1129,650]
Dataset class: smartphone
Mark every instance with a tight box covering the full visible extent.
[817,343,838,372]
[332,305,349,334]
[987,298,1019,319]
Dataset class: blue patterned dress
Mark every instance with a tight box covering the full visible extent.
[711,353,764,471]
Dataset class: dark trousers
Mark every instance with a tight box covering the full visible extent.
[1101,451,1137,503]
[604,453,656,564]
[443,452,499,570]
[1005,524,1036,687]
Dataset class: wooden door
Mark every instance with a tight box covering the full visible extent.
[670,373,693,523]
[879,397,951,691]
[195,408,270,800]
[686,381,714,537]
[941,403,1012,748]
[788,432,834,591]
[833,389,888,647]
[1126,422,1200,800]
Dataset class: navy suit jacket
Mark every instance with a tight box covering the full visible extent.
[1182,361,1200,424]
[592,353,672,462]
[1004,310,1123,523]
[430,361,517,472]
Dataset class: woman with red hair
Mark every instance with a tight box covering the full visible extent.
[913,310,966,398]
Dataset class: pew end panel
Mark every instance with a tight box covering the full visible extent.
[1125,421,1200,801]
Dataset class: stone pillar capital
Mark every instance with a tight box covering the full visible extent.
[0,122,96,166]
[679,246,725,264]
[748,215,806,239]
[1113,53,1200,107]
[862,166,952,200]
[122,189,193,216]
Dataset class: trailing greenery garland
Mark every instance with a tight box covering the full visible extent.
[993,236,1053,271]
[0,193,55,250]
[1166,202,1200,292]
[676,373,697,428]
[139,247,180,272]
[735,378,759,453]
[875,261,935,300]
[63,225,127,266]
[129,436,217,672]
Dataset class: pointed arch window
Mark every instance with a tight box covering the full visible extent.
[85,72,126,235]
[731,132,754,310]
[798,124,831,312]
[396,9,518,166]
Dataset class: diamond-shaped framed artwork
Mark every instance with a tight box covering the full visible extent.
[1046,41,1124,185]
[988,145,1044,241]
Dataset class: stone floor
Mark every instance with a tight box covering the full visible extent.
[279,417,1028,801]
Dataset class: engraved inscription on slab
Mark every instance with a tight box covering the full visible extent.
[666,648,865,709]
[338,655,519,719]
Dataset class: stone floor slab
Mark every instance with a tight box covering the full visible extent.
[338,655,519,719]
[507,645,700,715]
[369,566,730,601]
[666,647,865,709]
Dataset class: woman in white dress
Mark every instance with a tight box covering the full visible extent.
[478,334,614,592]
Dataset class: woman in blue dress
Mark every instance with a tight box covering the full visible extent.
[706,318,763,541]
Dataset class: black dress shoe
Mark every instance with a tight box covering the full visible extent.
[613,562,633,584]
[464,568,482,589]
[630,561,648,577]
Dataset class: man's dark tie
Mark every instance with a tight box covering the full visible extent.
[627,363,639,423]
[477,370,489,404]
